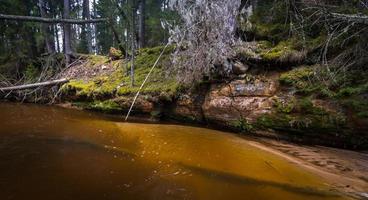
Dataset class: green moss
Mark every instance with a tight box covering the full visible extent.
[256,114,291,130]
[279,66,314,87]
[257,94,346,133]
[261,41,292,60]
[88,55,109,66]
[61,80,96,98]
[62,46,179,100]
[256,111,346,134]
[89,100,122,113]
[237,39,306,63]
[116,45,178,96]
[274,97,296,114]
[72,100,122,113]
[238,38,306,63]
[298,98,329,116]
[336,83,368,97]
[230,118,254,133]
[272,95,329,116]
[341,98,368,119]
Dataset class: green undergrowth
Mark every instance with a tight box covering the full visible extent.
[230,118,254,133]
[72,100,122,114]
[62,45,179,100]
[256,112,347,134]
[256,96,347,133]
[279,66,368,119]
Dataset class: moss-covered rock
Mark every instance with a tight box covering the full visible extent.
[279,66,316,91]
[236,39,307,65]
[260,40,306,64]
[256,112,346,133]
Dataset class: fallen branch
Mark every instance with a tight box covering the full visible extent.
[0,78,69,92]
[329,13,368,25]
[0,14,107,24]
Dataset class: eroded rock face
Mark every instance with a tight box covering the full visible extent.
[202,78,277,125]
[115,96,154,113]
[218,79,277,97]
[171,94,204,122]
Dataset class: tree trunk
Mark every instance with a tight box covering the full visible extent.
[93,0,98,54]
[54,24,60,52]
[138,0,146,49]
[131,2,136,86]
[82,0,93,53]
[38,0,55,54]
[63,0,72,65]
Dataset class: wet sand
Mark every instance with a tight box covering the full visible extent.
[247,138,368,199]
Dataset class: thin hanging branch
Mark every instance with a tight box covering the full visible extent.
[0,14,108,24]
[124,43,170,121]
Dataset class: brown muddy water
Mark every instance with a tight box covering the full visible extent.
[0,103,352,200]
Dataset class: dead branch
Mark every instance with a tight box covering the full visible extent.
[0,78,68,92]
[0,14,107,24]
[329,13,368,25]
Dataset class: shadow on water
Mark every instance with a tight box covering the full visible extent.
[179,163,341,198]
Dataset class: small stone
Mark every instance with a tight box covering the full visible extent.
[232,61,249,75]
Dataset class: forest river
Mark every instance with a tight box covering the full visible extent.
[0,103,355,200]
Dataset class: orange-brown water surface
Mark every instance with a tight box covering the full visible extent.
[0,103,351,200]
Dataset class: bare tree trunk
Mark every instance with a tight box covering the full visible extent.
[138,0,146,49]
[38,0,55,54]
[125,28,129,76]
[54,24,60,52]
[63,0,72,65]
[93,0,98,54]
[82,0,93,53]
[131,2,136,86]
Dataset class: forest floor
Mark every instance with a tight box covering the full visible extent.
[247,137,368,199]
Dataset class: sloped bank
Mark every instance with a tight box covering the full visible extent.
[59,47,368,150]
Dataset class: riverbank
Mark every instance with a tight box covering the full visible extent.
[52,47,368,149]
[1,45,367,149]
[247,138,368,199]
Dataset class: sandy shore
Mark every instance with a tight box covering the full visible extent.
[247,137,368,199]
